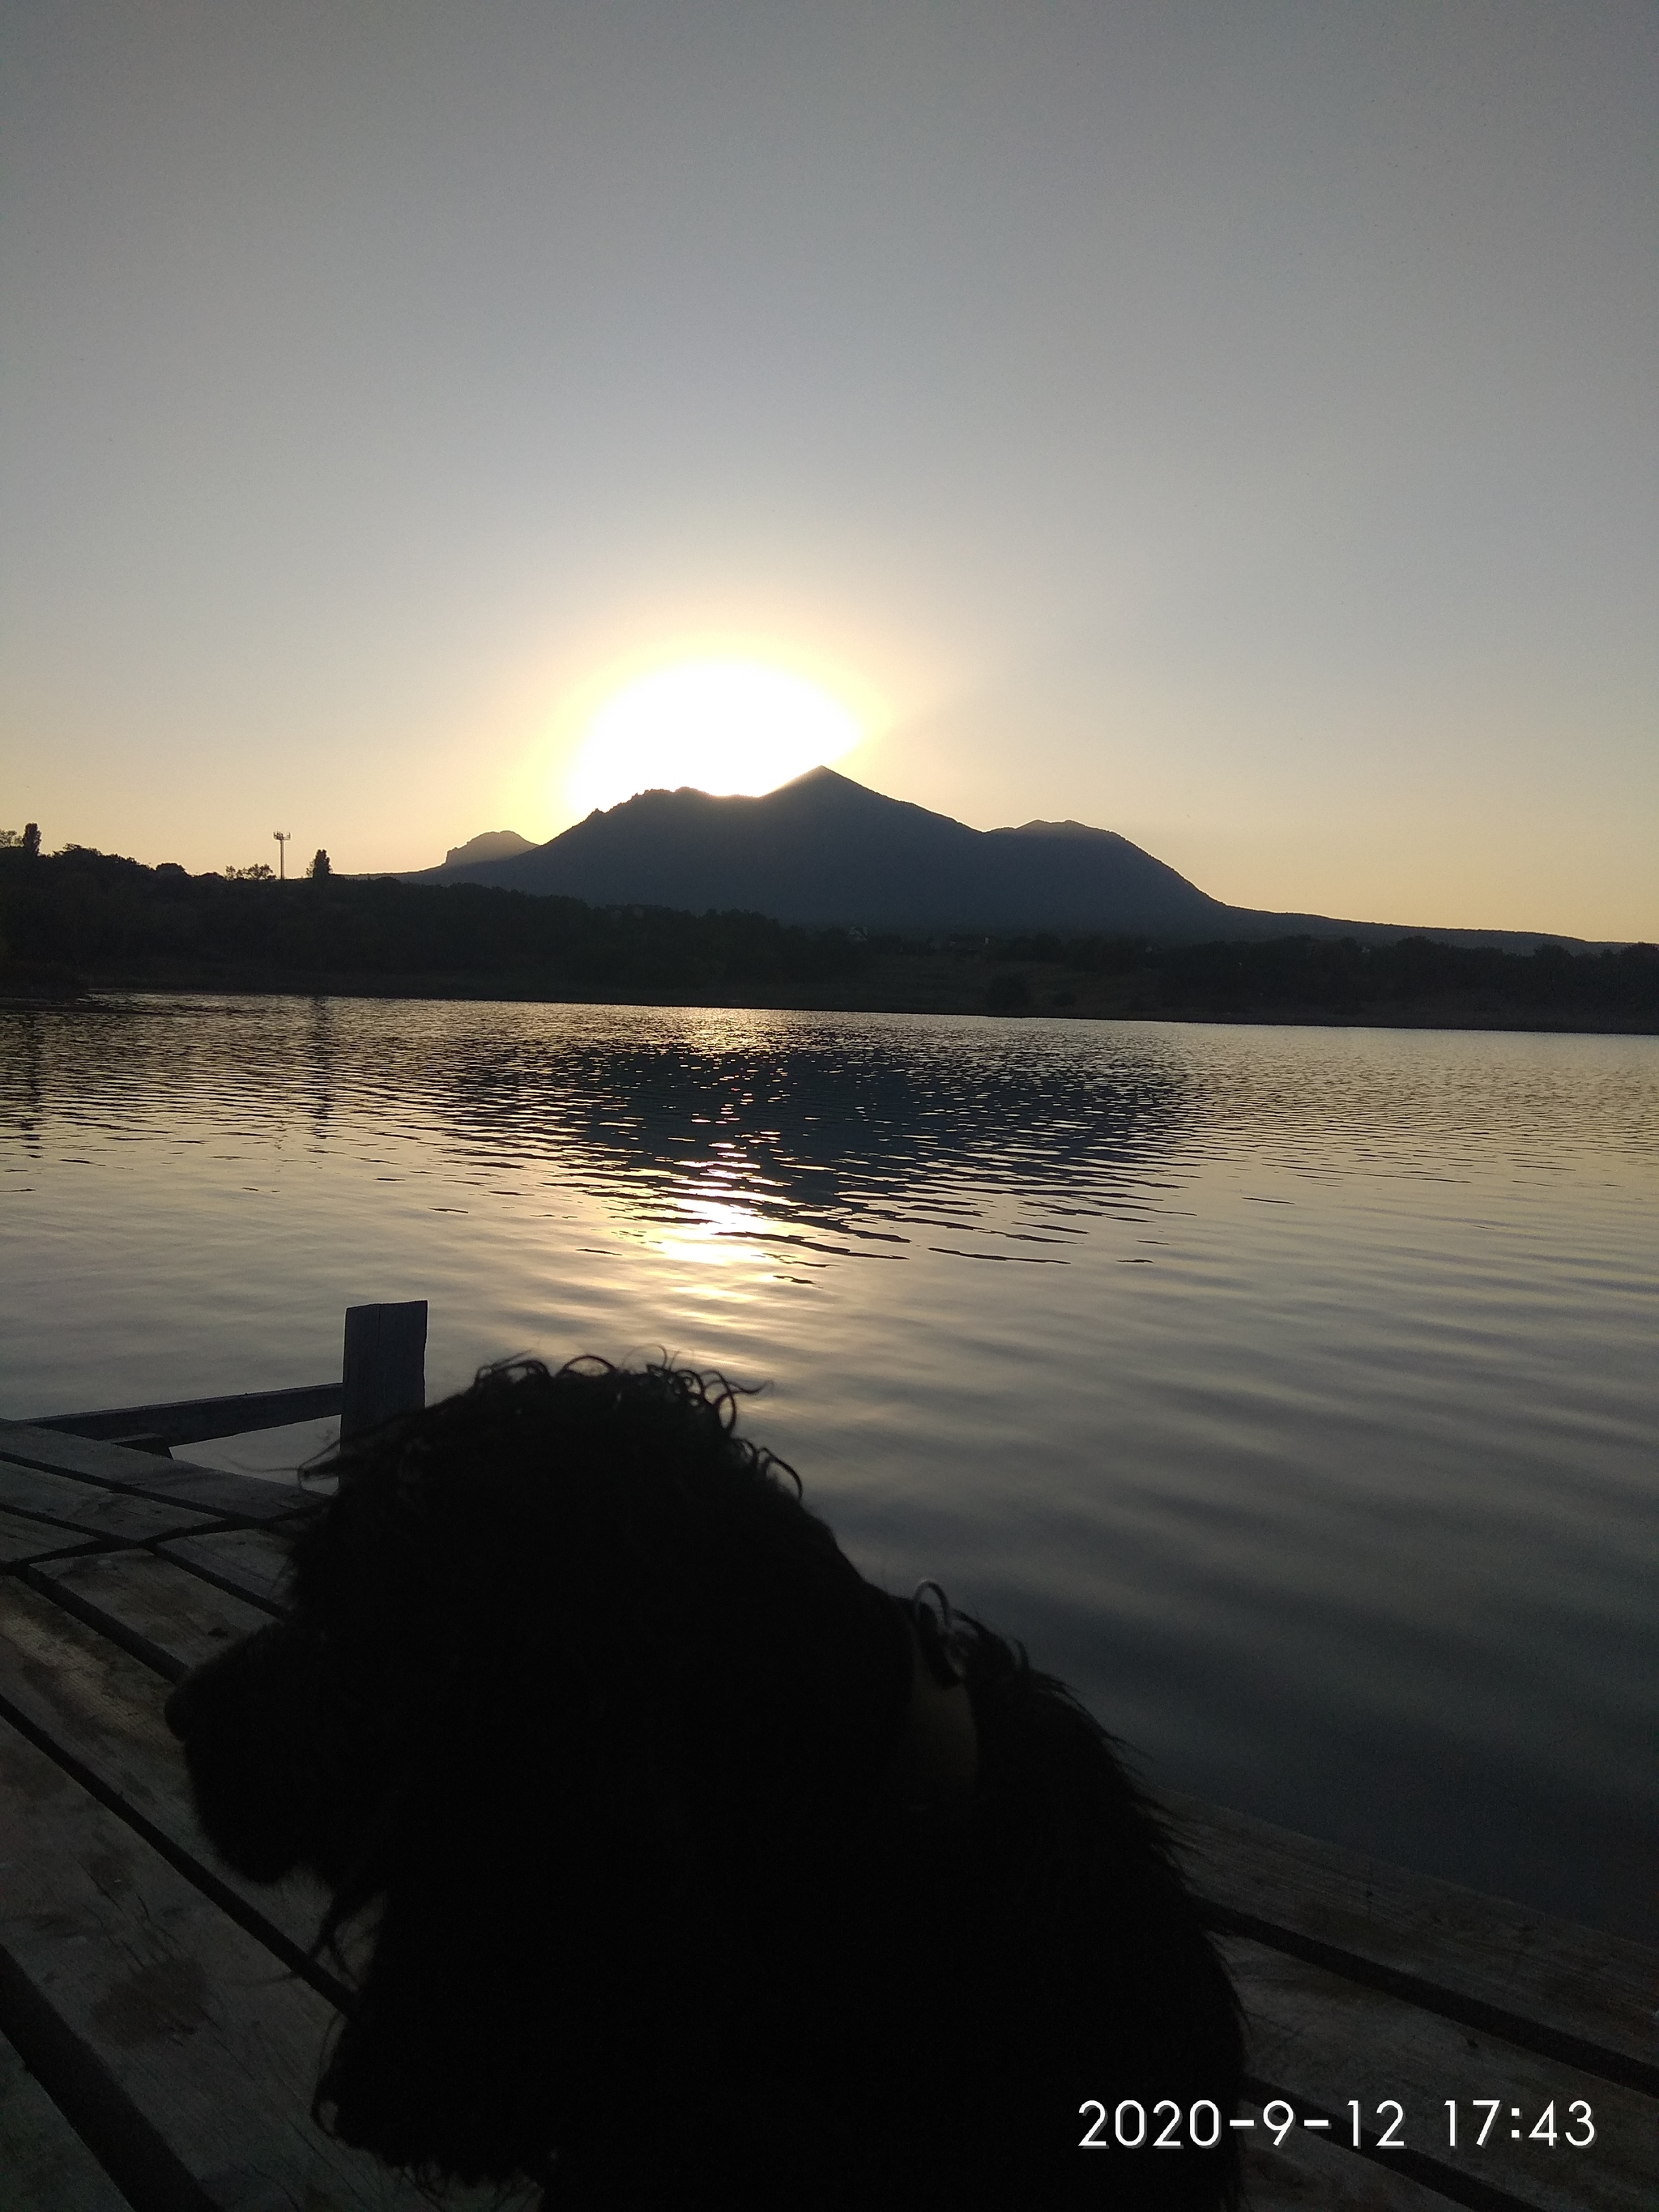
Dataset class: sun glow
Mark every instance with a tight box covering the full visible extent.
[565,658,863,818]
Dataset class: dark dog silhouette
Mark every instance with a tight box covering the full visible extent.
[165,1360,1242,2210]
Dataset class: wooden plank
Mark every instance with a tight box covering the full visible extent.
[0,1462,215,1548]
[0,1507,102,1570]
[31,1386,343,1450]
[0,1579,330,1977]
[1226,1935,1657,2212]
[0,1428,315,1528]
[1168,1792,1659,2095]
[0,1711,473,2212]
[28,1555,275,1684]
[339,1303,425,1441]
[153,1531,294,1617]
[0,2025,135,2212]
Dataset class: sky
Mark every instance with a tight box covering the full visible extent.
[2,1,1655,938]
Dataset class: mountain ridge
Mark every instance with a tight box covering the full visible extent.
[399,768,1602,952]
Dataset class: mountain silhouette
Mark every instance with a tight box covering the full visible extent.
[399,769,1589,950]
[442,828,537,868]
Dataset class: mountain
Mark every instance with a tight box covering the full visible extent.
[399,769,1592,950]
[441,829,536,868]
[404,769,1222,935]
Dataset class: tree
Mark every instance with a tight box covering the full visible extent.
[307,848,332,880]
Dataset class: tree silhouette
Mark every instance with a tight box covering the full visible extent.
[308,848,332,880]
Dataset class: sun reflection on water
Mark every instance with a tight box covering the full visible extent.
[2,997,1657,1938]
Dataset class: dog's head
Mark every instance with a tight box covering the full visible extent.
[166,1359,1241,2208]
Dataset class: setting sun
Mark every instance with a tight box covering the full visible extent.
[564,658,862,818]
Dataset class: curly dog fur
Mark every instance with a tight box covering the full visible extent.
[165,1359,1243,2209]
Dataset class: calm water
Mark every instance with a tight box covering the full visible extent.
[2,995,1655,1941]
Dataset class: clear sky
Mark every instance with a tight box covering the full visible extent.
[3,1,1655,937]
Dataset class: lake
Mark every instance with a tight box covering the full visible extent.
[2,993,1654,1942]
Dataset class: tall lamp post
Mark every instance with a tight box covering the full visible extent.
[273,830,292,880]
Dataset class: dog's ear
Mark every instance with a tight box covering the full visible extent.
[313,1784,718,2186]
[166,1622,385,1883]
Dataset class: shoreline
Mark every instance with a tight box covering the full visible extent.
[4,965,1656,1036]
[6,848,1653,1035]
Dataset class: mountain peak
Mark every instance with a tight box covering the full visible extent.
[442,828,537,869]
[401,772,1592,949]
[409,769,1218,932]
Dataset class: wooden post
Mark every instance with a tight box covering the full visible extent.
[339,1302,427,1441]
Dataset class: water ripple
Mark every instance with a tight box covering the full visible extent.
[2,995,1656,1939]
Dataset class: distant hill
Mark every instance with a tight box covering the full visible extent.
[405,768,1597,951]
[442,829,536,868]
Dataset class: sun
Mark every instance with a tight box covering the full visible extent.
[565,658,863,818]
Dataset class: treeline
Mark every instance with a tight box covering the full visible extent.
[0,845,871,1002]
[1,843,1653,1029]
[964,927,1659,1026]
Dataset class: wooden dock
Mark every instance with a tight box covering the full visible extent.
[1,1384,1653,2208]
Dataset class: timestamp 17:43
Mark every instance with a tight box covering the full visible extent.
[1445,2100,1595,2149]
